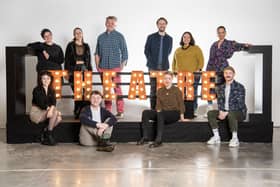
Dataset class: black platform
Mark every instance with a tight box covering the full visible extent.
[6,46,274,143]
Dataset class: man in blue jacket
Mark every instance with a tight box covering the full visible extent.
[144,17,173,109]
[207,66,247,147]
[79,90,117,152]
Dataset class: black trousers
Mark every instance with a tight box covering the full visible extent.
[69,76,90,116]
[141,110,180,142]
[149,77,157,110]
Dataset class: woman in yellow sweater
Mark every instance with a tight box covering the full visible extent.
[172,31,204,117]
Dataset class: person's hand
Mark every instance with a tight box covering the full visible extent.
[120,63,125,71]
[179,114,190,122]
[43,50,50,60]
[96,123,109,129]
[76,60,84,65]
[218,111,228,120]
[179,118,190,122]
[244,43,252,48]
[46,107,54,118]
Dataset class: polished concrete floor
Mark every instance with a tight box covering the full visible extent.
[0,128,280,187]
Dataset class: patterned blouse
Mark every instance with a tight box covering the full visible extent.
[206,39,246,72]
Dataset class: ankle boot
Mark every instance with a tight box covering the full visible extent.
[42,130,57,146]
[96,139,115,152]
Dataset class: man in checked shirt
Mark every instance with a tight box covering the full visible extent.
[95,16,128,119]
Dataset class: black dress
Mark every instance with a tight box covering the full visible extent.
[64,41,92,118]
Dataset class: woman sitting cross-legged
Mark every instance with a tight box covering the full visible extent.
[137,71,189,148]
[30,71,62,145]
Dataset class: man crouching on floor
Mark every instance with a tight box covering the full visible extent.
[79,90,117,152]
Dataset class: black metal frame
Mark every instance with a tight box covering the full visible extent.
[6,46,273,143]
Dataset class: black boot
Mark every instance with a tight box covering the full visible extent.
[96,139,115,152]
[137,137,148,145]
[42,130,57,146]
[149,141,162,148]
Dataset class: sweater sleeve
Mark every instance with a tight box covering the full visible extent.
[103,109,117,127]
[27,42,44,52]
[49,46,64,65]
[172,51,177,72]
[79,107,97,128]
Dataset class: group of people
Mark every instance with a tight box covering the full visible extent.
[28,16,250,151]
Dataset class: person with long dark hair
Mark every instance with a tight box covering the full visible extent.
[30,71,62,145]
[27,28,64,72]
[172,31,204,118]
[64,27,92,119]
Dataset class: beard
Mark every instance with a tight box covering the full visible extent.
[159,27,166,32]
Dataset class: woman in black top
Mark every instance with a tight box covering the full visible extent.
[30,71,62,145]
[28,28,64,72]
[65,27,92,119]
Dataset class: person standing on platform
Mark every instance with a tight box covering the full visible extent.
[205,26,250,116]
[30,71,62,145]
[95,16,128,119]
[207,66,247,147]
[137,71,189,148]
[79,90,117,152]
[144,17,173,110]
[172,31,204,118]
[65,27,92,119]
[28,28,64,73]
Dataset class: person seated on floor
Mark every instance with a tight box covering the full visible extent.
[137,71,189,148]
[207,66,247,147]
[30,71,62,145]
[79,90,117,152]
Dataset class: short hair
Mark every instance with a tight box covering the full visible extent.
[217,26,226,32]
[223,66,235,73]
[180,31,195,47]
[164,71,174,78]
[90,90,103,98]
[38,71,53,87]
[156,17,168,25]
[40,28,52,39]
[106,16,117,22]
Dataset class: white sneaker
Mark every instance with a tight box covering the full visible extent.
[229,138,240,147]
[207,136,221,145]
[204,105,213,118]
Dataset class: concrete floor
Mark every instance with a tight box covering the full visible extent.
[0,128,280,187]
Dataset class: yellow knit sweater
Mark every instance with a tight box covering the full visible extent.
[172,45,204,72]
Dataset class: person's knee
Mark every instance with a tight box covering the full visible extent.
[207,110,216,119]
[227,112,236,120]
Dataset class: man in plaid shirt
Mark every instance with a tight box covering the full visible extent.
[95,16,128,119]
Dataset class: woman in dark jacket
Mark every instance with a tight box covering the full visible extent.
[27,28,64,73]
[30,71,62,145]
[64,27,92,119]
